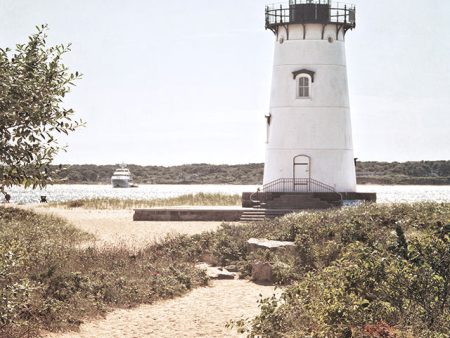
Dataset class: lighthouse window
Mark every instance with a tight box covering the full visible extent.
[298,76,310,98]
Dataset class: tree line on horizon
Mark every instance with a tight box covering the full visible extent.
[51,160,450,185]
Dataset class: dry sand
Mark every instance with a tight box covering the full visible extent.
[34,207,224,249]
[48,280,278,338]
[33,206,277,338]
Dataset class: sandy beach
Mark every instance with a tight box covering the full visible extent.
[33,206,276,337]
[47,279,277,338]
[34,207,224,249]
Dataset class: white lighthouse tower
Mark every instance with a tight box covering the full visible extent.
[263,0,357,193]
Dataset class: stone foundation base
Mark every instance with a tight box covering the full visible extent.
[133,192,377,222]
[241,192,377,208]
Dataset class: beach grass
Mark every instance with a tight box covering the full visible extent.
[212,202,450,337]
[3,202,449,337]
[0,206,209,338]
[46,193,242,209]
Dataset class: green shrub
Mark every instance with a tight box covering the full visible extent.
[0,207,208,337]
[230,203,450,337]
[2,202,449,337]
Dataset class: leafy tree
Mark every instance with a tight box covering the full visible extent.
[0,25,83,194]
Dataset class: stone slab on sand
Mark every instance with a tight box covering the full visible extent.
[195,263,236,280]
[247,238,296,250]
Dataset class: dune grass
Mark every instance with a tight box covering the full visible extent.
[2,202,449,337]
[210,202,450,337]
[0,206,209,338]
[47,193,242,209]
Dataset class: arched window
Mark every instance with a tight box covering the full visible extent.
[298,75,310,98]
[292,69,314,99]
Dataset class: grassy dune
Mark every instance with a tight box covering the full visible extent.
[219,202,450,337]
[47,193,242,209]
[0,207,208,338]
[2,202,449,337]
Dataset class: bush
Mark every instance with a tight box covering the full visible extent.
[2,202,449,337]
[229,203,450,337]
[0,207,208,337]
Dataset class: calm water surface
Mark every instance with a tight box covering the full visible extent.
[6,184,260,204]
[4,184,450,204]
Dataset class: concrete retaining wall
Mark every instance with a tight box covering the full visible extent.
[133,208,243,222]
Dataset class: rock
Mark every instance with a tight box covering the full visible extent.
[208,267,236,280]
[247,238,296,252]
[224,265,239,272]
[251,262,273,283]
[195,263,236,280]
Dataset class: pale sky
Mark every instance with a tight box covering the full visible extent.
[1,0,449,165]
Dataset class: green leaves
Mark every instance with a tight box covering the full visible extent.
[239,203,450,337]
[0,25,83,189]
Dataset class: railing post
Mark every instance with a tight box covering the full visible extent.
[344,5,347,23]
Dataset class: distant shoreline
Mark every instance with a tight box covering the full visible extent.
[47,161,449,186]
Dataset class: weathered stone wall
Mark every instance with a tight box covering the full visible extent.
[133,208,243,222]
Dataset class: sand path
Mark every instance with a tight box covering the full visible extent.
[49,280,277,338]
[35,207,276,337]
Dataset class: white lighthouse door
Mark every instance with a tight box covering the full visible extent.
[293,155,311,192]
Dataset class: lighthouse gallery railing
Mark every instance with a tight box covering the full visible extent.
[265,1,356,28]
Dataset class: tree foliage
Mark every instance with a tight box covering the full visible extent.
[0,25,82,190]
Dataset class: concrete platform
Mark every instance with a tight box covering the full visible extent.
[133,207,244,222]
[133,192,377,222]
[242,192,377,208]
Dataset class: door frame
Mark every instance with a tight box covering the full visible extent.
[293,154,311,192]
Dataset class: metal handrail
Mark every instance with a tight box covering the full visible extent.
[249,190,261,203]
[262,178,336,193]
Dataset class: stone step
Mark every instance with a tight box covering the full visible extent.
[240,215,288,220]
[239,209,298,222]
[241,219,271,222]
[242,210,292,214]
[240,212,294,217]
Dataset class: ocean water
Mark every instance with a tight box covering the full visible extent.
[3,184,450,204]
[5,184,260,204]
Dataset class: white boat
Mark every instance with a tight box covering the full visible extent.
[111,164,136,188]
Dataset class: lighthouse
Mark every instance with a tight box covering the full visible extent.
[263,0,357,193]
